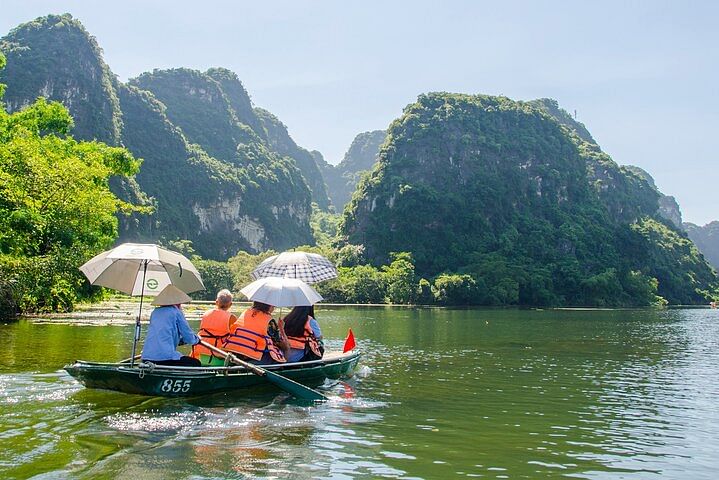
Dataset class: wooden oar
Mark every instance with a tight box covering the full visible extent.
[199,340,327,402]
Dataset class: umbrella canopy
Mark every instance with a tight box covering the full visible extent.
[80,243,204,296]
[240,277,323,307]
[251,251,338,284]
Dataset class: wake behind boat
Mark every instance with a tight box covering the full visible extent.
[65,349,361,397]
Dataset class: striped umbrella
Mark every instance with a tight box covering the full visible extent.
[251,251,338,284]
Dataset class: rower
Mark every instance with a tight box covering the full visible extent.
[141,285,201,367]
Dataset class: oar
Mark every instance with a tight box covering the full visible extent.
[199,341,327,402]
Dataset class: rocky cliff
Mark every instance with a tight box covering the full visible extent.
[0,14,314,258]
[340,93,717,305]
[623,165,683,229]
[131,69,331,209]
[321,129,386,210]
[684,221,719,270]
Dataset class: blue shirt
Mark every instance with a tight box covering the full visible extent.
[286,317,322,363]
[141,305,200,361]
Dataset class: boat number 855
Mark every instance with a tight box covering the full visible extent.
[161,379,191,393]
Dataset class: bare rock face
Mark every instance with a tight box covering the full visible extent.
[658,195,683,230]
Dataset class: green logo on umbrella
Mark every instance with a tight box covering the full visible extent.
[146,279,159,290]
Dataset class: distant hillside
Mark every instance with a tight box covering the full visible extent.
[0,14,121,145]
[622,165,683,229]
[340,93,718,306]
[254,108,332,210]
[130,69,330,210]
[684,222,719,270]
[321,130,386,210]
[0,14,317,258]
[528,98,595,144]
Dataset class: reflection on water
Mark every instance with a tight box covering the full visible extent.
[1,307,718,478]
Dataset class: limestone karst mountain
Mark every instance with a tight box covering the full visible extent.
[320,129,386,210]
[0,14,328,258]
[340,93,717,305]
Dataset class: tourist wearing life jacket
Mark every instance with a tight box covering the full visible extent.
[191,289,238,362]
[141,285,201,367]
[224,301,289,364]
[281,305,324,363]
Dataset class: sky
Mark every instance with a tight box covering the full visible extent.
[2,1,717,224]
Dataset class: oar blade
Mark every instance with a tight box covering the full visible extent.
[264,369,327,401]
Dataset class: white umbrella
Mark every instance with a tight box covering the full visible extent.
[240,277,323,307]
[80,243,204,296]
[79,243,205,365]
[251,251,338,284]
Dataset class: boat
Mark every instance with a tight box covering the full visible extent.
[64,350,361,397]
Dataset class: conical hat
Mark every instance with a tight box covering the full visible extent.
[151,285,192,306]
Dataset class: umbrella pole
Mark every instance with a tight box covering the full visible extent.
[130,260,148,367]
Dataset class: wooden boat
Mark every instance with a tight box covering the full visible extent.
[64,350,361,397]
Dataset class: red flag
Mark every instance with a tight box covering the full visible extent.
[343,328,356,353]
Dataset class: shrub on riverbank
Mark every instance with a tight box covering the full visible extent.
[0,52,140,317]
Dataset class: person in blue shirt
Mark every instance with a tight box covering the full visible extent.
[141,285,202,367]
[280,305,324,363]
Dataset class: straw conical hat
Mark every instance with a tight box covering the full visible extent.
[151,285,192,306]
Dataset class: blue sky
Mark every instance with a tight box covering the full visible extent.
[2,1,717,224]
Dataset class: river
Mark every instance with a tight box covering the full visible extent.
[1,305,718,479]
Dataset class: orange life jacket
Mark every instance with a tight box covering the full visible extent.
[224,308,286,362]
[286,316,323,358]
[191,308,233,359]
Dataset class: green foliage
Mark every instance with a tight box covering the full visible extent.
[317,265,386,304]
[417,278,433,304]
[0,86,139,315]
[383,252,418,304]
[321,130,386,210]
[338,92,719,306]
[684,221,719,271]
[227,249,278,292]
[310,203,341,248]
[335,244,366,267]
[255,108,332,209]
[0,14,122,144]
[1,17,321,261]
[628,217,718,304]
[432,274,481,305]
[193,259,234,301]
[117,83,314,259]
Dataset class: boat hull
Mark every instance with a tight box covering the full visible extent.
[64,350,361,397]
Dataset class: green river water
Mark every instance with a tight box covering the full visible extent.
[1,306,718,479]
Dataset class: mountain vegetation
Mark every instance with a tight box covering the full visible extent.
[684,222,719,270]
[319,130,386,210]
[0,51,141,316]
[0,14,325,260]
[1,14,715,311]
[339,93,718,306]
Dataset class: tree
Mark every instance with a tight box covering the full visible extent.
[0,52,141,314]
[432,274,481,305]
[193,259,234,300]
[383,252,418,304]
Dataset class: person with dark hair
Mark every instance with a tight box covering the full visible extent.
[281,305,324,363]
[141,285,202,367]
[224,301,288,364]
